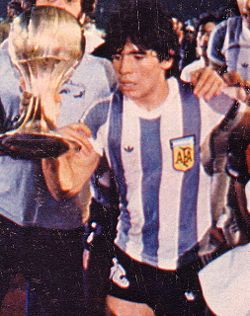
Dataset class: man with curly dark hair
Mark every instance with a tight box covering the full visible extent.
[41,1,247,315]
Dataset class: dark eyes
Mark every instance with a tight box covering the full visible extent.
[112,54,121,61]
[134,54,145,60]
[112,54,145,61]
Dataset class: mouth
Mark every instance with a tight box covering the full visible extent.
[119,81,135,90]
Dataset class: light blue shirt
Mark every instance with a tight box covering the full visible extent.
[208,17,250,81]
[0,40,115,229]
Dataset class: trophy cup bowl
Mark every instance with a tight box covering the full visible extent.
[0,6,85,159]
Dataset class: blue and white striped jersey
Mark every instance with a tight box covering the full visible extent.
[84,77,238,270]
[208,16,250,81]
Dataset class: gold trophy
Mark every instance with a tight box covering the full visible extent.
[0,6,85,158]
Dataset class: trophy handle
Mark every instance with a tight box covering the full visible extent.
[10,94,40,131]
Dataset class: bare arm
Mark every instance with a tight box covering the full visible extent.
[42,123,100,201]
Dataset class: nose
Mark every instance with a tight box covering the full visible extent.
[118,55,133,75]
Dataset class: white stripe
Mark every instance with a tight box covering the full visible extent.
[158,80,184,269]
[119,98,144,257]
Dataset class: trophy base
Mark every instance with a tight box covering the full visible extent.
[0,132,80,159]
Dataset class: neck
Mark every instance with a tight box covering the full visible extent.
[134,79,169,111]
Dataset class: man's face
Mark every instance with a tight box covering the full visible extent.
[36,0,82,19]
[237,0,250,28]
[112,41,172,106]
[196,21,216,59]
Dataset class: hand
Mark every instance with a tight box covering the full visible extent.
[42,123,100,200]
[190,67,225,101]
[56,123,98,179]
[58,123,93,156]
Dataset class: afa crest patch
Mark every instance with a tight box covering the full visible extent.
[170,136,195,172]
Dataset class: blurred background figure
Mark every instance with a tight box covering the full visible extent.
[181,14,218,82]
[83,11,105,54]
[179,19,197,71]
[6,0,22,20]
[208,0,248,88]
[0,0,22,44]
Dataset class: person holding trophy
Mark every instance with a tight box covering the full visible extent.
[0,0,115,315]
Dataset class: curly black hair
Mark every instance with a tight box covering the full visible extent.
[105,0,180,77]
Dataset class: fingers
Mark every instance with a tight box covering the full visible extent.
[59,123,93,155]
[190,69,202,86]
[64,123,92,138]
[203,77,224,100]
[191,67,225,101]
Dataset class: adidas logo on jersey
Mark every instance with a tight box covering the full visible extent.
[124,146,134,153]
[241,63,248,68]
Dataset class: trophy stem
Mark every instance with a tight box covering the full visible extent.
[1,6,84,159]
[0,95,80,159]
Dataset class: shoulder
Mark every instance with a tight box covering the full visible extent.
[213,17,241,33]
[0,40,20,93]
[74,54,116,89]
[226,16,242,28]
[77,54,112,72]
[83,94,113,137]
[211,17,242,41]
[0,39,11,66]
[84,89,123,125]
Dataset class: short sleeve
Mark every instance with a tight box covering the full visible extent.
[207,21,227,67]
[83,97,111,156]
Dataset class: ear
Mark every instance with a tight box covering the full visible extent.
[160,58,174,71]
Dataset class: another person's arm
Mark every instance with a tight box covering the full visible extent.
[42,123,100,200]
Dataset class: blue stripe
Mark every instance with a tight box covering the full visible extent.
[140,118,161,260]
[228,17,242,44]
[84,100,110,139]
[178,82,200,256]
[107,91,131,249]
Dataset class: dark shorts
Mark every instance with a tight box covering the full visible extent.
[109,246,208,316]
[0,215,85,316]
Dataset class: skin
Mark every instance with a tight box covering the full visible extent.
[190,67,225,100]
[106,296,154,316]
[112,41,173,110]
[196,21,216,63]
[36,0,82,19]
[237,0,250,29]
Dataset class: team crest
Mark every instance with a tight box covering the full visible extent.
[170,136,195,172]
